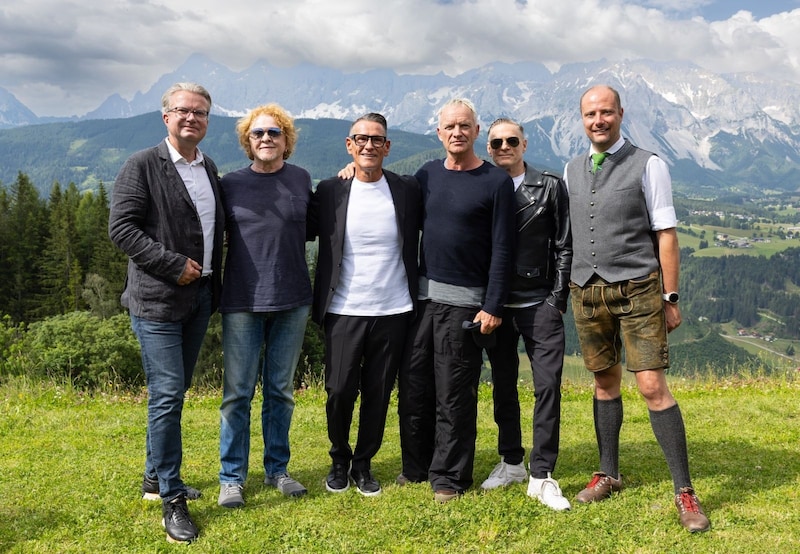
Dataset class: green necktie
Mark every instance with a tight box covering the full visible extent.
[591,152,607,174]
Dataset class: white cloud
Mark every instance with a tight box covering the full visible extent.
[1,0,799,116]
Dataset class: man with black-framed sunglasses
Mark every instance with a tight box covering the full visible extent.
[480,118,572,511]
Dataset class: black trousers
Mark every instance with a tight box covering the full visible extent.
[398,301,483,492]
[486,302,565,477]
[324,312,411,471]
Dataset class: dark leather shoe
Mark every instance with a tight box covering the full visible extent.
[350,468,381,497]
[162,495,198,544]
[434,489,461,503]
[575,472,622,503]
[396,473,412,486]
[326,463,350,493]
[142,474,201,501]
[396,472,425,485]
[675,487,711,533]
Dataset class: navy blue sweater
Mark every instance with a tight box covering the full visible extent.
[415,160,515,316]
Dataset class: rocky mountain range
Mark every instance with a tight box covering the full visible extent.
[2,54,800,194]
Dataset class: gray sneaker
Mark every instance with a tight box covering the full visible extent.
[265,473,307,497]
[480,459,527,490]
[218,483,245,508]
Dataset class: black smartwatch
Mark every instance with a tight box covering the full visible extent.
[662,292,679,304]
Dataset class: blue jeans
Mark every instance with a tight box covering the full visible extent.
[219,306,310,484]
[131,284,212,501]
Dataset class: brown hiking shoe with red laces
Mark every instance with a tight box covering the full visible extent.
[575,472,622,504]
[675,487,711,533]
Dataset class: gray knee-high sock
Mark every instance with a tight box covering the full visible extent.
[594,396,622,479]
[649,403,692,493]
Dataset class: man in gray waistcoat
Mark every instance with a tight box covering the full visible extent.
[564,84,710,533]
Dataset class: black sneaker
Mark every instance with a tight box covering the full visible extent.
[142,474,201,501]
[161,494,198,544]
[350,468,382,497]
[325,463,350,493]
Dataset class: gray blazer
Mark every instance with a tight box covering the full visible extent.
[109,140,225,321]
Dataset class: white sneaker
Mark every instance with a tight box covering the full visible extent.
[480,459,527,490]
[527,473,571,511]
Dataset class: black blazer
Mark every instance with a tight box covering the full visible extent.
[308,169,422,326]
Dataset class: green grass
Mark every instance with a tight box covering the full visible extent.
[514,354,638,387]
[1,376,799,553]
[678,223,800,258]
[717,322,798,366]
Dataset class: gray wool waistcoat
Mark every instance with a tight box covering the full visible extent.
[566,139,659,287]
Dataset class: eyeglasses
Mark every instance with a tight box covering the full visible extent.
[167,107,209,120]
[249,127,283,140]
[349,134,387,148]
[489,136,521,149]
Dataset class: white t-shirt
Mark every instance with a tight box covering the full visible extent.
[328,175,413,316]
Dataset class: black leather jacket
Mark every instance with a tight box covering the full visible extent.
[508,164,572,311]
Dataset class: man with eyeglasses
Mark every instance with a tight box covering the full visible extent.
[109,82,223,544]
[216,104,313,509]
[480,118,572,511]
[309,113,421,497]
[399,99,516,503]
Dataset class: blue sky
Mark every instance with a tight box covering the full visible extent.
[706,2,799,19]
[1,0,800,116]
[650,0,799,20]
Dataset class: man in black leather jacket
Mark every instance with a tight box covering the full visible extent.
[479,118,573,511]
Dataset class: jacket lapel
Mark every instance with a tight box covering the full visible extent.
[332,178,351,255]
[386,172,406,248]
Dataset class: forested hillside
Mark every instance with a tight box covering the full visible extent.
[1,171,798,387]
[0,115,443,196]
[681,248,800,337]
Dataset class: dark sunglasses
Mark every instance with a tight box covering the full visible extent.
[249,127,283,140]
[489,136,521,149]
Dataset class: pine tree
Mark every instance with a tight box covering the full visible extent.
[4,173,48,323]
[84,183,127,300]
[79,183,127,317]
[40,182,83,316]
[0,185,11,315]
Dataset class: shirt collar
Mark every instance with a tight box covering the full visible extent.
[591,136,625,156]
[165,137,204,165]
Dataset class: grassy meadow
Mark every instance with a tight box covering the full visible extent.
[678,222,800,259]
[1,373,799,553]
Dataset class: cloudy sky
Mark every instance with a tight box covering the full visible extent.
[2,0,799,117]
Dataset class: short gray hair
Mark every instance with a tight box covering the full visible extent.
[351,112,388,135]
[161,82,212,114]
[437,98,478,124]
